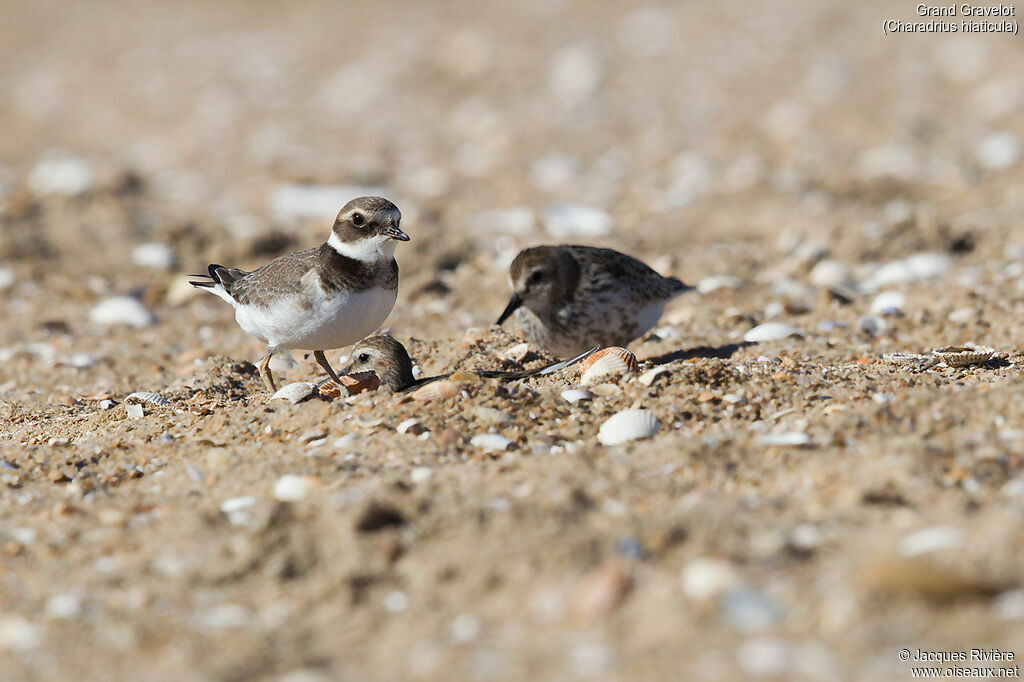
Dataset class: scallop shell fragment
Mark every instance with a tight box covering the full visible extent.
[597,409,661,446]
[270,382,317,404]
[579,347,639,385]
[882,352,932,367]
[125,392,169,406]
[932,346,994,367]
[320,371,380,398]
[411,379,460,402]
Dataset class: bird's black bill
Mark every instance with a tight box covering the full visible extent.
[385,226,410,241]
[496,293,524,325]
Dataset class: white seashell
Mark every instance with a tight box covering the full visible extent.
[397,418,429,436]
[273,475,317,502]
[131,242,177,269]
[808,260,851,287]
[579,347,639,385]
[757,432,810,446]
[89,296,156,328]
[597,409,661,446]
[561,389,594,403]
[638,366,670,386]
[743,323,800,343]
[125,403,144,419]
[0,268,13,290]
[503,342,531,362]
[931,345,994,367]
[125,392,169,406]
[697,275,743,294]
[270,382,316,404]
[470,434,514,452]
[870,290,905,315]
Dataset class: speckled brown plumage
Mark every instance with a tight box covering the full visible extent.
[497,245,691,358]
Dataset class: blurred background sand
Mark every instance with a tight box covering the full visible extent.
[2,1,1024,680]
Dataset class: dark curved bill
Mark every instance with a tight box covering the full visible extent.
[496,293,524,325]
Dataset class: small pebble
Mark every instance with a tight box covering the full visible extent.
[273,475,316,502]
[697,275,743,294]
[721,588,785,632]
[757,432,810,447]
[89,296,156,328]
[870,290,905,316]
[738,638,790,676]
[899,526,964,557]
[857,315,887,337]
[470,434,514,452]
[976,132,1021,170]
[27,155,94,196]
[131,242,177,269]
[543,203,612,238]
[561,389,594,403]
[681,557,742,601]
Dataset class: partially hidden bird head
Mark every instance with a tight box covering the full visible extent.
[329,196,409,261]
[496,246,581,325]
[343,334,417,392]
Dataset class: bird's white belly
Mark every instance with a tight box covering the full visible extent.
[235,286,397,351]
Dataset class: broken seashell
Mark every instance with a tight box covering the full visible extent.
[411,379,460,401]
[470,433,514,452]
[743,323,800,343]
[638,366,670,386]
[270,382,317,404]
[125,403,144,419]
[597,409,661,446]
[561,389,594,403]
[579,347,639,384]
[397,418,429,436]
[882,352,930,366]
[125,392,169,406]
[317,380,342,400]
[932,346,994,367]
[339,371,380,394]
[449,370,481,383]
[503,342,531,362]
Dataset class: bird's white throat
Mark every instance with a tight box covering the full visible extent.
[327,232,397,263]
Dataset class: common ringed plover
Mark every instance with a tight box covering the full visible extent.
[190,196,409,393]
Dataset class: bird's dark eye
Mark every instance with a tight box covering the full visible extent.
[528,271,544,285]
[352,212,365,227]
[358,353,370,363]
